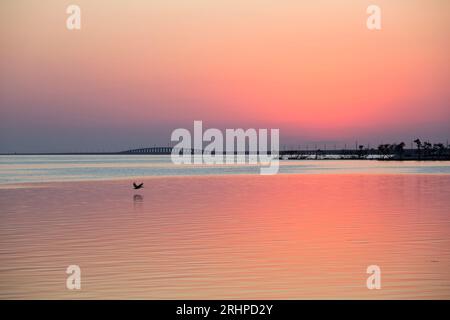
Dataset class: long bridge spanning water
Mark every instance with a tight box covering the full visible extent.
[120,147,202,155]
[120,146,326,155]
[119,146,407,156]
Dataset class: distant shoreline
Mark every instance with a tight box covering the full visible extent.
[0,152,121,156]
[1,152,450,161]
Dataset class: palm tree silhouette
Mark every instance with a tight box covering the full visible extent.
[414,139,422,160]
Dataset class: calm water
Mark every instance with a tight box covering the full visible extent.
[0,156,449,299]
[1,155,450,185]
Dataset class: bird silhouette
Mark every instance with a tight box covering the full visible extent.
[133,182,144,190]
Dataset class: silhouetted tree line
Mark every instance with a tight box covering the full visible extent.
[376,139,449,160]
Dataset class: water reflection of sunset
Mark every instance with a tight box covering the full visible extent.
[1,174,449,298]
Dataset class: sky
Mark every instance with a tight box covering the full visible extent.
[0,0,449,152]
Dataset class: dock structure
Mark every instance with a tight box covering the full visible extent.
[118,146,449,160]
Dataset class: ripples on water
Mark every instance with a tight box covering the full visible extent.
[0,156,449,298]
[1,155,450,184]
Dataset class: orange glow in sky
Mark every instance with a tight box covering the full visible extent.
[0,0,449,152]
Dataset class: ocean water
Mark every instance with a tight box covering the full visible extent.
[1,155,450,185]
[0,156,449,299]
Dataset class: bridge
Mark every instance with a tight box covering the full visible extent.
[120,147,203,155]
[120,146,377,156]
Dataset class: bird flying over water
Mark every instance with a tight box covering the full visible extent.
[133,182,144,189]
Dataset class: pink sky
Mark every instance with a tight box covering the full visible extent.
[0,0,449,152]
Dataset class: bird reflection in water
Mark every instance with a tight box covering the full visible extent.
[133,194,143,211]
